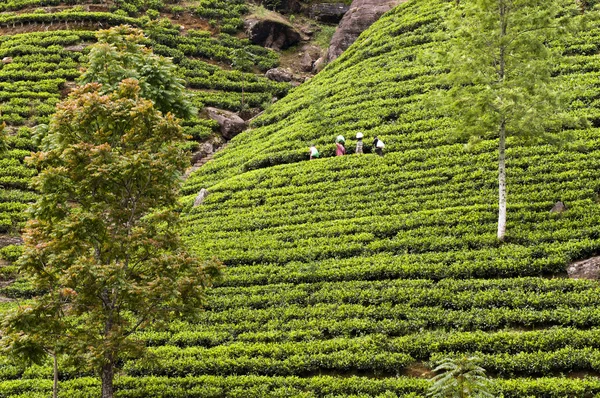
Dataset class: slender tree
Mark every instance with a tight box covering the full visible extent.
[231,48,255,111]
[439,0,582,240]
[5,80,219,398]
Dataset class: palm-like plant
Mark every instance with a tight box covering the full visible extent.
[427,356,495,398]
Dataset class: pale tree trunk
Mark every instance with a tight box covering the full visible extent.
[498,121,507,241]
[497,0,508,241]
[52,354,58,398]
[101,357,115,398]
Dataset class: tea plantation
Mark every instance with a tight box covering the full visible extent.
[0,0,289,237]
[4,0,600,396]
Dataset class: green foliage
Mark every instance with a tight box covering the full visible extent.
[3,79,220,397]
[434,0,588,239]
[427,356,494,398]
[80,25,194,119]
[438,0,582,144]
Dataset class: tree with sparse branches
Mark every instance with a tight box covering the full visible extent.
[231,48,255,111]
[437,0,585,241]
[427,356,494,398]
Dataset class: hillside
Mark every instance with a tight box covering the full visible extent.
[0,0,345,242]
[4,0,600,396]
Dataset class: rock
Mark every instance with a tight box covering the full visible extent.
[61,81,79,97]
[1,57,12,64]
[64,44,88,52]
[206,107,247,140]
[244,17,301,50]
[326,0,405,63]
[274,0,302,13]
[567,257,600,280]
[0,234,23,248]
[193,189,209,207]
[550,201,568,213]
[299,44,322,72]
[310,3,350,24]
[312,56,327,74]
[300,52,316,72]
[300,26,316,36]
[266,68,293,82]
[191,141,217,165]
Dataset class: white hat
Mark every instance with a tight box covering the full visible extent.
[356,132,364,139]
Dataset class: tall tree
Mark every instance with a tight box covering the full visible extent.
[80,25,195,119]
[5,80,219,398]
[439,0,582,240]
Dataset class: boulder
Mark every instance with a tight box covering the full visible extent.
[278,0,302,13]
[206,107,247,140]
[244,17,301,50]
[1,57,12,64]
[299,44,322,72]
[190,138,222,165]
[567,257,600,280]
[310,3,350,24]
[64,44,87,52]
[550,201,568,213]
[300,52,316,72]
[326,0,405,63]
[312,56,327,74]
[266,68,293,82]
[193,188,209,207]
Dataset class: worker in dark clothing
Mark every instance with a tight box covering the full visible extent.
[373,136,384,156]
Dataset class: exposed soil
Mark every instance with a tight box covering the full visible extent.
[0,234,22,249]
[0,20,102,35]
[401,362,435,378]
[162,11,215,34]
[567,370,600,379]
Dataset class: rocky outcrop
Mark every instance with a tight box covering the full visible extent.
[310,3,350,24]
[244,17,301,50]
[312,56,327,74]
[567,257,600,280]
[274,0,302,13]
[550,201,568,213]
[299,44,322,72]
[326,0,404,63]
[266,68,293,82]
[193,189,209,207]
[190,137,224,165]
[206,107,247,140]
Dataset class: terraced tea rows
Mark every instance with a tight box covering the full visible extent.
[175,0,600,395]
[3,0,600,396]
[0,4,287,238]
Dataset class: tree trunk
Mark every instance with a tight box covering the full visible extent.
[241,81,245,110]
[497,121,507,241]
[101,358,115,398]
[52,354,58,398]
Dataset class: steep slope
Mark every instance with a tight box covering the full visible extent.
[178,0,600,395]
[4,0,600,396]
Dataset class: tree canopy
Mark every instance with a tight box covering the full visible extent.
[436,0,585,240]
[5,78,219,398]
[80,25,195,119]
